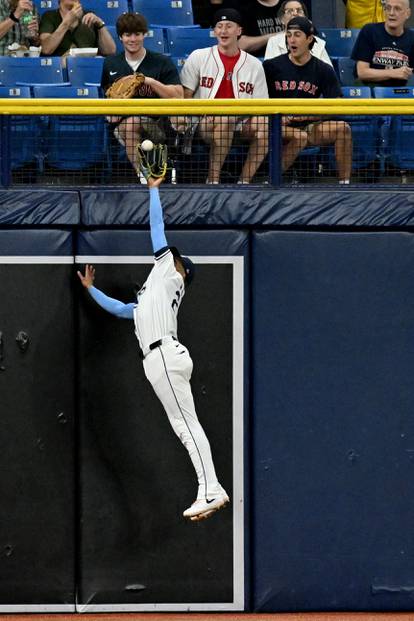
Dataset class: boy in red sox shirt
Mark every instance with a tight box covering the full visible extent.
[180,9,269,184]
[263,16,352,184]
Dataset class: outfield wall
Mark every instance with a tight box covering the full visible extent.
[0,188,413,613]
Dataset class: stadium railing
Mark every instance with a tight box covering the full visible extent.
[1,97,414,187]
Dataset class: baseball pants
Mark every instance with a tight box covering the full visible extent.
[143,339,222,500]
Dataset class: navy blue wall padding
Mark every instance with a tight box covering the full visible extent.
[252,231,414,612]
[77,228,249,257]
[0,228,73,255]
[0,190,80,225]
[76,229,249,609]
[80,188,414,227]
[0,234,75,605]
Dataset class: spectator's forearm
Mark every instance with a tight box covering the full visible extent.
[357,66,404,82]
[0,16,18,39]
[147,79,183,99]
[40,23,69,54]
[97,26,116,55]
[238,33,273,53]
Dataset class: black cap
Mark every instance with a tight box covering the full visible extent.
[286,15,314,36]
[170,247,195,286]
[213,8,242,26]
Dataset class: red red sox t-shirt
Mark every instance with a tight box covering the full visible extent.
[215,49,241,98]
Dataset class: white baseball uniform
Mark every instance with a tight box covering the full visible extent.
[86,189,225,506]
[180,44,269,99]
[135,247,223,502]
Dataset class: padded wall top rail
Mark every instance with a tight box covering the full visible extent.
[80,189,414,228]
[0,190,79,225]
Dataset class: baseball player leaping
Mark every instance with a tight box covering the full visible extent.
[77,175,229,522]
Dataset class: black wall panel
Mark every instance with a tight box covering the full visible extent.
[0,230,75,608]
[252,231,414,612]
[76,230,247,610]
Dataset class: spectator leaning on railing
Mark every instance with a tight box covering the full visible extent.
[101,12,183,178]
[39,0,116,56]
[351,0,414,86]
[264,0,332,66]
[0,0,39,55]
[179,8,269,184]
[263,16,352,184]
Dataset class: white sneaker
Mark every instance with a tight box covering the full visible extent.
[183,491,230,521]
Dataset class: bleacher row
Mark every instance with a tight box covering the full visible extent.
[2,6,414,183]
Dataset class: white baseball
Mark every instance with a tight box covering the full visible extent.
[141,139,154,151]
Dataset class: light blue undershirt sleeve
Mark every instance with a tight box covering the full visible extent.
[88,286,135,319]
[149,187,168,253]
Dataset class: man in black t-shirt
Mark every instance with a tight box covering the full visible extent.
[238,0,284,58]
[351,0,414,86]
[102,13,183,178]
[263,16,352,182]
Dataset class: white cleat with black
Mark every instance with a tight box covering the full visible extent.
[183,491,230,522]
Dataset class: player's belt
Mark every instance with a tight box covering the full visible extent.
[140,335,177,359]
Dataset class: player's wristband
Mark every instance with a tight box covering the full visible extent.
[9,12,19,22]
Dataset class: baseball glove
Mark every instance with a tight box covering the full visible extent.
[136,143,168,180]
[106,73,145,99]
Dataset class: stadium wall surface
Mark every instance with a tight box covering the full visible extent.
[0,189,413,613]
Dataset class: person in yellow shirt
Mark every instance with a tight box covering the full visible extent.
[344,0,385,28]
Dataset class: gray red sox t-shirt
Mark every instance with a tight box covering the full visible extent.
[351,22,414,86]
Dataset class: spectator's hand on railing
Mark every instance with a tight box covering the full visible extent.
[82,12,104,29]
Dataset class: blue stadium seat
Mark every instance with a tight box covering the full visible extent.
[337,57,357,86]
[372,86,414,98]
[144,28,166,53]
[171,56,187,70]
[132,0,195,26]
[31,83,108,173]
[33,85,100,98]
[165,27,214,56]
[319,28,360,60]
[66,56,104,87]
[341,86,371,98]
[372,86,414,172]
[340,86,379,170]
[0,86,31,97]
[0,57,66,86]
[79,0,129,25]
[43,115,110,172]
[36,0,59,15]
[106,25,123,53]
[0,86,43,171]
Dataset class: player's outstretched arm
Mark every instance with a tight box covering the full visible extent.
[148,176,168,254]
[77,264,135,319]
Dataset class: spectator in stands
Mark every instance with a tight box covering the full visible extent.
[264,0,332,66]
[40,0,116,56]
[263,16,352,184]
[343,0,385,29]
[0,0,40,55]
[237,0,284,58]
[351,0,414,86]
[180,8,269,184]
[101,13,183,177]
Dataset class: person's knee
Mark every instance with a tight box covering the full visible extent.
[291,131,308,150]
[335,121,352,141]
